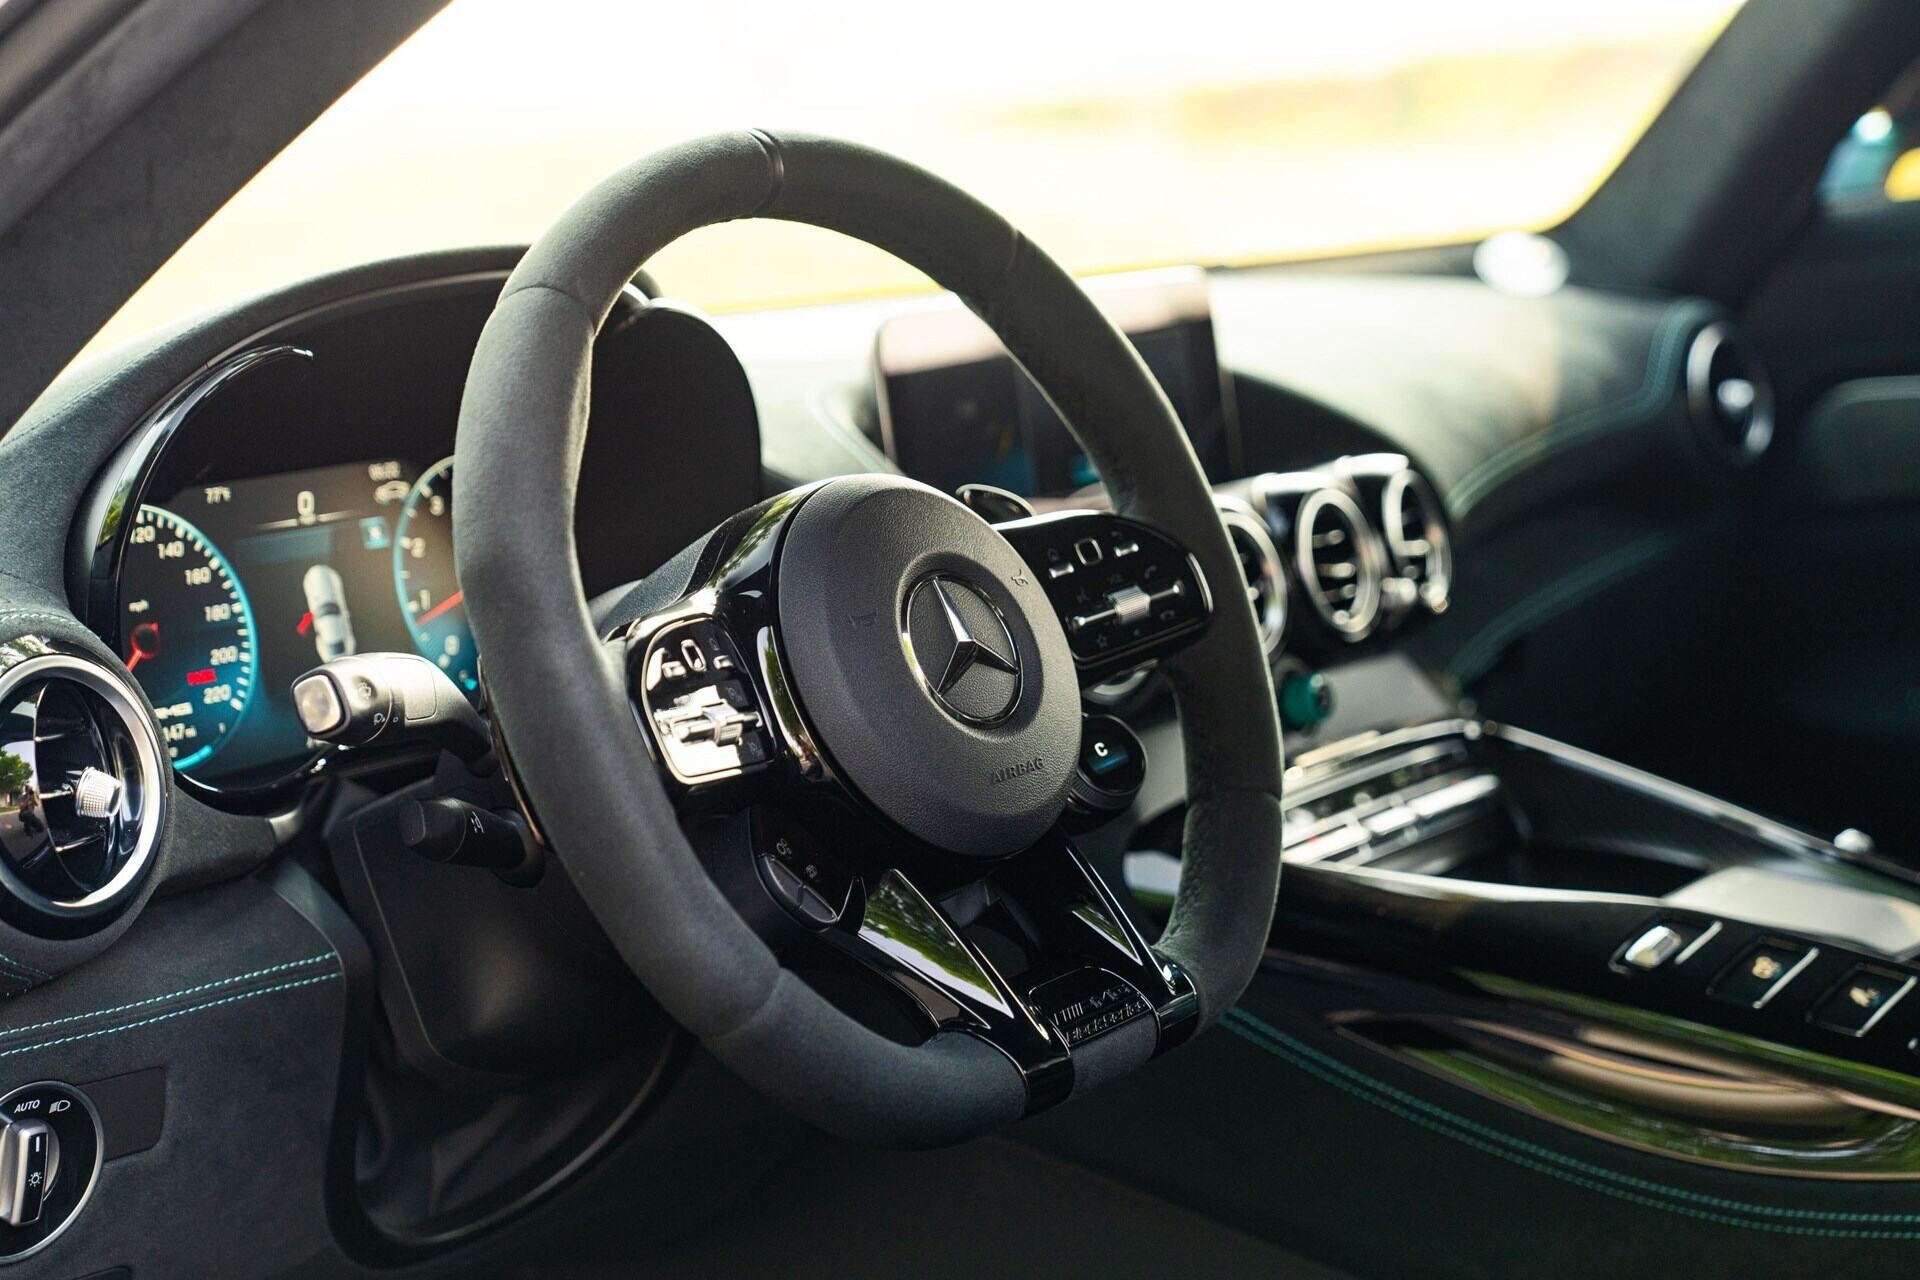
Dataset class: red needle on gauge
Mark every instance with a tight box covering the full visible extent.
[415,590,464,625]
[126,621,161,671]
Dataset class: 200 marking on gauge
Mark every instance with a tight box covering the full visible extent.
[118,504,258,771]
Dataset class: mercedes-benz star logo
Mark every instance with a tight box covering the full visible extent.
[903,576,1022,726]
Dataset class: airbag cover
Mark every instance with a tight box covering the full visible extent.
[776,476,1080,857]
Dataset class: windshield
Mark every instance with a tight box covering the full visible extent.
[88,0,1741,353]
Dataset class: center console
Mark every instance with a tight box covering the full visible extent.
[1128,713,1920,1180]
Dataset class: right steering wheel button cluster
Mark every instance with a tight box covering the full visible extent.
[994,511,1212,684]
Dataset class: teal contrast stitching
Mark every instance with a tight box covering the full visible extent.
[0,950,52,982]
[0,972,340,1060]
[0,953,335,1039]
[0,958,48,986]
[1448,301,1714,519]
[1224,1009,1920,1238]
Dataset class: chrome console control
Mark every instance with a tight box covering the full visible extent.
[0,1119,53,1228]
[291,652,493,767]
[68,767,123,822]
[0,1118,53,1230]
[0,1082,101,1262]
[1620,924,1685,971]
[1834,828,1877,855]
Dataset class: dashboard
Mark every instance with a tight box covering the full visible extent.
[74,272,765,794]
[0,236,1761,1275]
[77,262,1471,797]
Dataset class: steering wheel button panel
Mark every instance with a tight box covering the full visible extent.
[996,511,1211,683]
[1069,714,1147,820]
[752,809,854,928]
[636,619,770,783]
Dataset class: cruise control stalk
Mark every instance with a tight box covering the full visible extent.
[292,652,495,772]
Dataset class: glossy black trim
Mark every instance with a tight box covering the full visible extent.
[1270,721,1920,1090]
[617,489,1197,1112]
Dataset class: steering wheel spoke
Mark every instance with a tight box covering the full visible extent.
[994,511,1213,685]
[990,833,1200,1055]
[825,865,1075,1109]
[835,834,1199,1104]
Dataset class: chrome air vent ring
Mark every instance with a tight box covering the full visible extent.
[1215,495,1288,657]
[1685,321,1774,465]
[0,644,165,929]
[1381,468,1452,614]
[1295,488,1384,641]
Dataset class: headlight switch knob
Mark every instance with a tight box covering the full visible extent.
[0,1118,54,1228]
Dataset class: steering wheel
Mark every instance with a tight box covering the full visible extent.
[454,130,1283,1146]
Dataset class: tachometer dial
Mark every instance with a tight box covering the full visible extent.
[117,505,257,773]
[393,456,478,693]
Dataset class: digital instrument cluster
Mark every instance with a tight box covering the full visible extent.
[116,456,469,789]
[76,267,765,801]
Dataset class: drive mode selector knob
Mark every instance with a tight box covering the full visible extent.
[1066,715,1147,826]
[0,1082,101,1262]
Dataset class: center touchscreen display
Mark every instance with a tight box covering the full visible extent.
[875,270,1236,498]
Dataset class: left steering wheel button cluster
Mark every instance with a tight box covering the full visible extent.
[637,619,771,782]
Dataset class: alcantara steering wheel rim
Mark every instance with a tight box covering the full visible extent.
[454,129,1284,1146]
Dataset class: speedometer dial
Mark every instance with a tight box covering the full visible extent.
[393,456,478,693]
[118,505,257,773]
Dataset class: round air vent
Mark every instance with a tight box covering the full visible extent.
[1685,321,1774,464]
[0,646,164,930]
[1381,468,1452,614]
[1294,488,1384,641]
[1215,496,1288,657]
